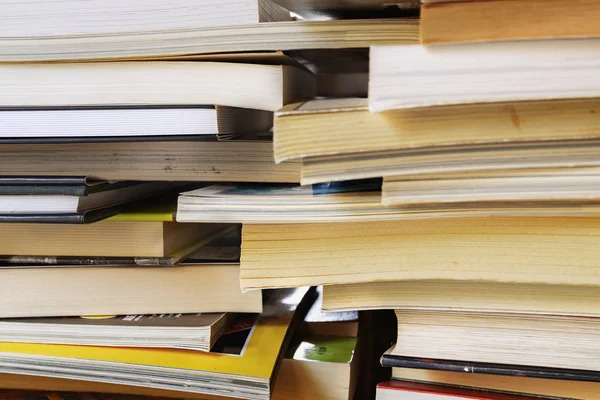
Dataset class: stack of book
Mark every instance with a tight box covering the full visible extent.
[255,1,600,399]
[0,1,423,400]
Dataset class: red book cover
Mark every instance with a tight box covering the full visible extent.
[377,380,543,399]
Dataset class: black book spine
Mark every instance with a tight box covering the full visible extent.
[380,355,600,383]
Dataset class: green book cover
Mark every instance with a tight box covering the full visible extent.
[286,335,356,364]
[107,199,177,222]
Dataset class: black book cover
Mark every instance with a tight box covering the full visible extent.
[0,255,178,267]
[0,177,141,196]
[0,203,124,224]
[0,135,221,144]
[381,355,600,383]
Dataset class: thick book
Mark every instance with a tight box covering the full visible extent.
[176,180,415,223]
[421,0,600,45]
[0,287,315,399]
[0,223,241,266]
[381,167,600,208]
[0,106,272,141]
[0,218,231,259]
[240,217,600,290]
[274,98,600,165]
[0,140,300,183]
[0,62,315,112]
[322,280,600,316]
[0,19,418,63]
[369,39,600,112]
[0,313,231,352]
[376,380,542,400]
[0,263,262,318]
[0,0,290,38]
[300,138,600,186]
[389,309,600,372]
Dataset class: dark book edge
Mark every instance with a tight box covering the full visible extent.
[0,203,123,224]
[0,181,143,196]
[380,355,600,383]
[0,135,222,144]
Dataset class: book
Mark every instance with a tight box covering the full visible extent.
[273,335,359,400]
[274,98,600,164]
[321,280,600,316]
[0,106,272,141]
[0,0,291,38]
[0,391,150,400]
[0,313,231,352]
[381,167,600,207]
[0,181,178,215]
[0,140,300,183]
[0,218,230,258]
[300,138,600,186]
[420,0,600,45]
[388,309,600,372]
[0,177,112,196]
[369,39,600,112]
[0,223,241,266]
[0,262,261,318]
[275,0,419,13]
[0,19,418,63]
[0,287,315,399]
[0,62,315,112]
[382,355,600,383]
[376,380,541,400]
[391,367,600,399]
[176,180,428,223]
[240,217,600,290]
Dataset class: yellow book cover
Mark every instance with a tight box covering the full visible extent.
[0,288,314,399]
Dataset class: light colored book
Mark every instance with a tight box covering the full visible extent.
[240,217,600,290]
[0,62,314,112]
[0,264,262,318]
[382,167,600,207]
[322,280,600,316]
[176,181,410,223]
[300,138,600,186]
[0,106,271,140]
[0,0,290,37]
[391,367,600,400]
[389,309,600,371]
[369,39,600,112]
[0,19,418,63]
[0,313,231,352]
[0,219,229,258]
[274,98,600,164]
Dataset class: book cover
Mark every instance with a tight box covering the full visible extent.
[0,287,316,380]
[8,314,226,329]
[381,354,600,383]
[377,380,543,399]
[286,335,357,364]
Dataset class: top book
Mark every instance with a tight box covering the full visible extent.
[420,0,600,45]
[0,0,291,37]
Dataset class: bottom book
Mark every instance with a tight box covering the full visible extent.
[391,367,600,400]
[376,380,545,400]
